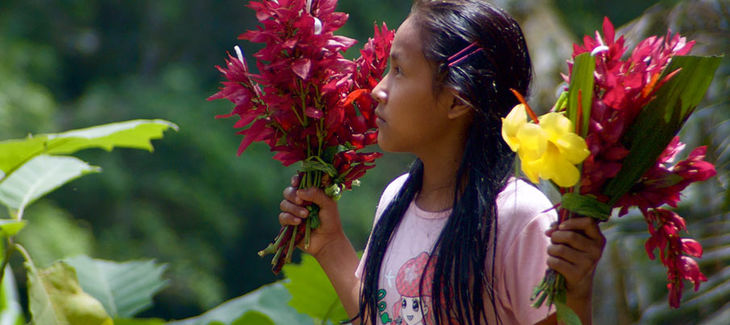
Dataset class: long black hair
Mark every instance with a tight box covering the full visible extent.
[358,1,533,324]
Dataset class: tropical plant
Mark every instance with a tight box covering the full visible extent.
[0,120,176,324]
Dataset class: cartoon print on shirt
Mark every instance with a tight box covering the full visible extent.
[393,252,435,325]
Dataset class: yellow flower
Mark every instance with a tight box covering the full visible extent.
[501,104,590,187]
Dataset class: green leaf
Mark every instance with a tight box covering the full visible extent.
[567,53,596,137]
[560,193,612,221]
[112,318,166,325]
[231,311,275,325]
[25,258,112,325]
[603,56,722,203]
[556,301,582,325]
[0,155,99,219]
[0,265,24,325]
[45,119,178,154]
[167,282,312,325]
[0,119,178,176]
[0,219,26,237]
[282,254,349,324]
[64,255,168,318]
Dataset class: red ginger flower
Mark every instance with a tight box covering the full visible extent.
[572,18,699,196]
[644,208,707,308]
[209,0,393,273]
[560,17,713,309]
[209,0,391,173]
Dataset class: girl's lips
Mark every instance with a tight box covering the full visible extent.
[375,108,385,124]
[375,115,385,127]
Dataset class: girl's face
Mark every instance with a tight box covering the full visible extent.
[372,16,455,155]
[400,297,428,324]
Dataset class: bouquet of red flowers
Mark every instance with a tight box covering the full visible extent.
[209,0,393,273]
[502,18,721,323]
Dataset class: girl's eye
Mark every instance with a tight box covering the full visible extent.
[388,63,401,76]
[402,299,407,308]
[412,299,420,311]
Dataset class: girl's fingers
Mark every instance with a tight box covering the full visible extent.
[546,255,579,280]
[547,244,595,273]
[550,230,601,258]
[283,186,303,205]
[548,217,606,293]
[544,221,558,237]
[280,199,309,219]
[297,187,336,211]
[279,212,303,226]
[559,217,606,247]
[290,174,301,187]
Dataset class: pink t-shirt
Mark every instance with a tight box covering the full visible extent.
[355,174,557,324]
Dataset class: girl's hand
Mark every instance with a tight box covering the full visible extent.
[279,174,346,258]
[546,217,606,302]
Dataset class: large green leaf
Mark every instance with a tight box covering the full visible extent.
[64,255,168,318]
[282,254,348,324]
[603,55,722,203]
[0,155,99,219]
[167,282,312,325]
[0,119,178,177]
[25,258,112,325]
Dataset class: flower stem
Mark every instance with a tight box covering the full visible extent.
[260,168,324,274]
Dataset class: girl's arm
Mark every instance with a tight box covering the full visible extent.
[536,217,606,325]
[279,176,362,321]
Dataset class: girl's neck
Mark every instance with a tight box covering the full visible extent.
[415,146,464,213]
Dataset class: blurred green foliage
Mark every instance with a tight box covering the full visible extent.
[1,0,726,323]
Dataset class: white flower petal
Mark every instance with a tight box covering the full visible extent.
[313,17,323,35]
[234,45,245,66]
[591,45,609,56]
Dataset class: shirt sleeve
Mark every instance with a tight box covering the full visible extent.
[498,212,556,324]
[355,174,409,278]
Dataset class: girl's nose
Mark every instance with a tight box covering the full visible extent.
[371,81,387,104]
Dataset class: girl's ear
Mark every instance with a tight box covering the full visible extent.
[446,90,472,120]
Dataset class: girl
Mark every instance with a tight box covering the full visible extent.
[279,0,605,324]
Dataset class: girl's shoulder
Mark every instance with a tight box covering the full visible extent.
[382,173,410,201]
[373,173,410,222]
[497,177,555,218]
[496,177,556,241]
